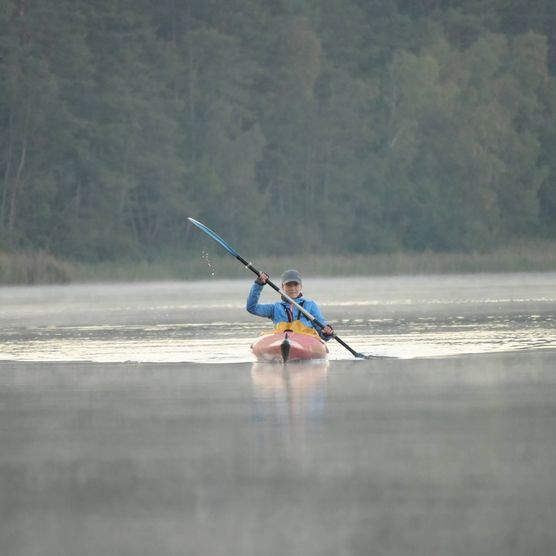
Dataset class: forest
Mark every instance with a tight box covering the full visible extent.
[1,0,556,266]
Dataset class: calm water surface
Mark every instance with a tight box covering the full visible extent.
[0,273,554,362]
[1,273,556,555]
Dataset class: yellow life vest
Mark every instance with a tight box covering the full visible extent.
[272,320,319,337]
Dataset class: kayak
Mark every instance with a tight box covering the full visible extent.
[251,332,329,362]
[251,331,329,363]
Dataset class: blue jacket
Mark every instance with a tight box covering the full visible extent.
[246,281,331,341]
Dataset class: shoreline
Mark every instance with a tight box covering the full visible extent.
[2,240,556,285]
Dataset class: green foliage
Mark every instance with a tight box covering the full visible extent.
[0,0,555,263]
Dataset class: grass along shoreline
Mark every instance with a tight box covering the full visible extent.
[0,251,74,285]
[1,240,556,285]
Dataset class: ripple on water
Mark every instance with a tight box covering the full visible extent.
[0,276,555,363]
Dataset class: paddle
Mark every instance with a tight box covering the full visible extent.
[188,217,373,359]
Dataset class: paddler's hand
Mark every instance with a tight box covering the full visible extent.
[321,325,334,337]
[255,272,269,285]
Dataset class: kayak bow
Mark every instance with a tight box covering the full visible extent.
[251,331,329,363]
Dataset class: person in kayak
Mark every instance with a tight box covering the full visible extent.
[246,269,334,341]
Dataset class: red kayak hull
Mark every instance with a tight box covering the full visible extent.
[251,331,329,362]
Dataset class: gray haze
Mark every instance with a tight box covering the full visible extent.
[1,273,555,555]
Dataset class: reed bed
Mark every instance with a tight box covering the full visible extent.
[0,251,74,284]
[1,240,555,285]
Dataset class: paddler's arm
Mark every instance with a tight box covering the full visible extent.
[246,273,274,318]
[306,301,334,341]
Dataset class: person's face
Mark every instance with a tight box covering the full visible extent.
[283,280,301,298]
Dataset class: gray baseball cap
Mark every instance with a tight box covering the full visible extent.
[281,269,302,284]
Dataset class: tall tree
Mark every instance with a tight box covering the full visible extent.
[0,0,91,251]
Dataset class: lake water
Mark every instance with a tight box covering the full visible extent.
[1,273,556,555]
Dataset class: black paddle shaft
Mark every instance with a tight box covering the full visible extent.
[237,254,370,359]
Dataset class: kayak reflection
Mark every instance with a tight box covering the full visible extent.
[250,360,329,425]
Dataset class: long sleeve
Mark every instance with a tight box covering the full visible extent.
[246,282,275,319]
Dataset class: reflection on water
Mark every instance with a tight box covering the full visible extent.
[250,362,329,460]
[251,361,329,424]
[1,352,556,556]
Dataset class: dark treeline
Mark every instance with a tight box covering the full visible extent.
[1,0,556,262]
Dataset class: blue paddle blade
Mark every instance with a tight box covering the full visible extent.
[188,217,239,258]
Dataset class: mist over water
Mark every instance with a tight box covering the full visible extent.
[1,273,556,556]
[0,273,554,362]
